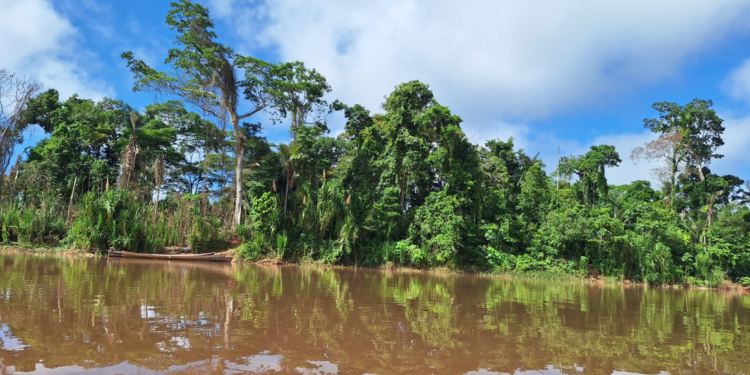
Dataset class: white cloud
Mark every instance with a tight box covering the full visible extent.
[723,59,750,103]
[712,116,750,178]
[208,0,750,184]
[0,0,111,100]
[213,0,750,122]
[209,0,239,18]
[465,121,531,149]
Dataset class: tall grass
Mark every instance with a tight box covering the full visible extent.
[0,195,66,246]
[68,190,231,253]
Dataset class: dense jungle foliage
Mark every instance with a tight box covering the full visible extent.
[1,0,750,286]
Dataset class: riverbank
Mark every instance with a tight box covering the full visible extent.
[0,244,77,255]
[2,245,747,292]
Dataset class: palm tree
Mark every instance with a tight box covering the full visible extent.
[518,150,543,170]
[732,181,750,206]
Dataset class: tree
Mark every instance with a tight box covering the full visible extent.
[643,99,724,181]
[332,102,386,247]
[266,61,331,138]
[681,170,742,240]
[122,0,275,227]
[0,69,42,195]
[643,99,725,215]
[679,99,725,183]
[378,81,440,213]
[142,100,222,194]
[642,99,732,253]
[559,145,621,207]
[21,92,182,205]
[22,93,133,198]
[409,189,464,264]
[631,131,685,210]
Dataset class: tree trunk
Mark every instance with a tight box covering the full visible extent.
[233,117,244,228]
[154,185,161,222]
[284,169,289,216]
[201,148,208,215]
[670,158,678,212]
[66,176,78,225]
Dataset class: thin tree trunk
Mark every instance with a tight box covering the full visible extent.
[696,160,705,182]
[201,177,207,215]
[153,185,161,222]
[66,176,78,225]
[695,158,711,249]
[233,117,244,228]
[670,155,678,213]
[284,169,290,216]
[201,145,208,215]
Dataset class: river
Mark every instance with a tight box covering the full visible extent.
[0,254,748,374]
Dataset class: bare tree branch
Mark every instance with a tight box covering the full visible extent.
[0,69,42,182]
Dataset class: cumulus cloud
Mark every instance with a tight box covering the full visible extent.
[712,115,750,177]
[0,0,111,100]
[464,121,531,149]
[207,0,750,184]
[723,59,750,104]
[212,0,750,121]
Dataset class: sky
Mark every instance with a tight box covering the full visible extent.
[3,0,750,185]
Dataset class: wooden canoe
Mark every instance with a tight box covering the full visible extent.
[107,250,233,262]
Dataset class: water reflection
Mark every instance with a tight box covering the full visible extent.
[0,255,748,374]
[296,360,338,375]
[226,353,283,373]
[0,324,27,351]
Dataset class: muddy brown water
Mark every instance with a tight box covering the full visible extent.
[0,254,749,374]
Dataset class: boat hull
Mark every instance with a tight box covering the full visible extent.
[107,250,233,262]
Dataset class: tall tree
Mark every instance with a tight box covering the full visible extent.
[378,81,438,213]
[644,99,724,183]
[122,0,274,227]
[643,99,726,232]
[559,145,621,207]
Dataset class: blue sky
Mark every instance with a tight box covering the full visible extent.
[3,0,750,185]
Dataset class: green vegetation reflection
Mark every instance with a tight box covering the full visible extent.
[1,255,749,374]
